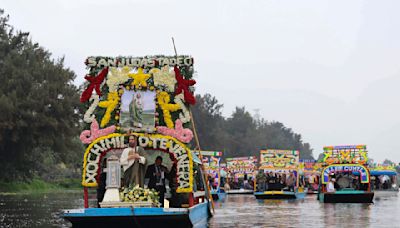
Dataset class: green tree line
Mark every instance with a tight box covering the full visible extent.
[0,9,313,183]
[192,94,314,159]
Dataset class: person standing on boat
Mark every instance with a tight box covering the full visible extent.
[286,172,296,192]
[327,178,336,192]
[120,135,147,188]
[145,156,169,206]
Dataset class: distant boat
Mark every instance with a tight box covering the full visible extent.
[318,145,374,203]
[254,149,306,200]
[370,165,399,198]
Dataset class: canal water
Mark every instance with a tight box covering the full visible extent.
[0,191,399,227]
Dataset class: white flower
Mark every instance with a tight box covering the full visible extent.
[106,66,131,92]
[150,65,177,92]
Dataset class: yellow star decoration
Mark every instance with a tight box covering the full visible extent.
[98,91,120,127]
[128,67,151,89]
[150,65,177,92]
[157,91,181,128]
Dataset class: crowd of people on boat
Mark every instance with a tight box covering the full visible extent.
[256,170,298,192]
[326,173,368,192]
[304,174,320,192]
[371,175,396,190]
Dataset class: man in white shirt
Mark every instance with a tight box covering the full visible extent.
[120,135,146,188]
[327,178,336,193]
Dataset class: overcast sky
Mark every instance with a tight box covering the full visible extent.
[3,0,400,162]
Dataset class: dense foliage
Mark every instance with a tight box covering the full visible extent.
[0,10,83,181]
[192,94,314,159]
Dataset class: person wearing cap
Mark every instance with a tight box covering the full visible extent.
[327,177,336,193]
[120,135,146,188]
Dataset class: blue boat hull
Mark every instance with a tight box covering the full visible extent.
[62,202,211,228]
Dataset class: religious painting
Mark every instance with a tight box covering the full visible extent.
[120,90,156,132]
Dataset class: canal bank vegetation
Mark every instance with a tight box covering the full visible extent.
[0,9,314,191]
[0,178,81,193]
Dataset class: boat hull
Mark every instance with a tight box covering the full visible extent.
[318,192,374,203]
[254,191,297,199]
[62,202,210,228]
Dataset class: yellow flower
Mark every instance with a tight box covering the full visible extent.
[157,92,180,128]
[98,92,120,127]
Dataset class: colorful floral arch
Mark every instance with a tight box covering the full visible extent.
[82,133,193,193]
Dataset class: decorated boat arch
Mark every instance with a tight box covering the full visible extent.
[63,55,212,227]
[225,156,257,193]
[82,133,194,193]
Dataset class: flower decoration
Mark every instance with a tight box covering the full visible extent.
[107,66,131,92]
[174,93,190,123]
[174,66,196,105]
[120,185,160,206]
[157,91,180,128]
[128,67,151,89]
[79,119,116,144]
[150,65,177,92]
[83,94,100,123]
[80,67,109,103]
[157,119,193,143]
[98,91,120,127]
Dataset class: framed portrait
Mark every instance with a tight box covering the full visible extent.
[120,89,156,132]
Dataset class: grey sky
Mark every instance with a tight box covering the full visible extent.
[3,0,400,162]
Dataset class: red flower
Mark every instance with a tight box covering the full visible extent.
[174,66,196,105]
[80,67,109,103]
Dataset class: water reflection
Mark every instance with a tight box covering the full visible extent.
[0,191,399,227]
[209,194,399,228]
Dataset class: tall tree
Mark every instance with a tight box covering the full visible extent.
[0,10,82,181]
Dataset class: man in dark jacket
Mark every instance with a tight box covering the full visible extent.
[145,156,169,206]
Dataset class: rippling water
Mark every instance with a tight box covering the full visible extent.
[0,191,399,227]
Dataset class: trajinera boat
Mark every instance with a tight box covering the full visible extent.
[299,159,322,194]
[62,55,213,227]
[199,151,226,201]
[369,163,399,197]
[254,149,306,199]
[225,156,257,194]
[318,145,374,203]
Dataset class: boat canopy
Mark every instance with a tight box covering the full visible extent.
[370,170,397,176]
